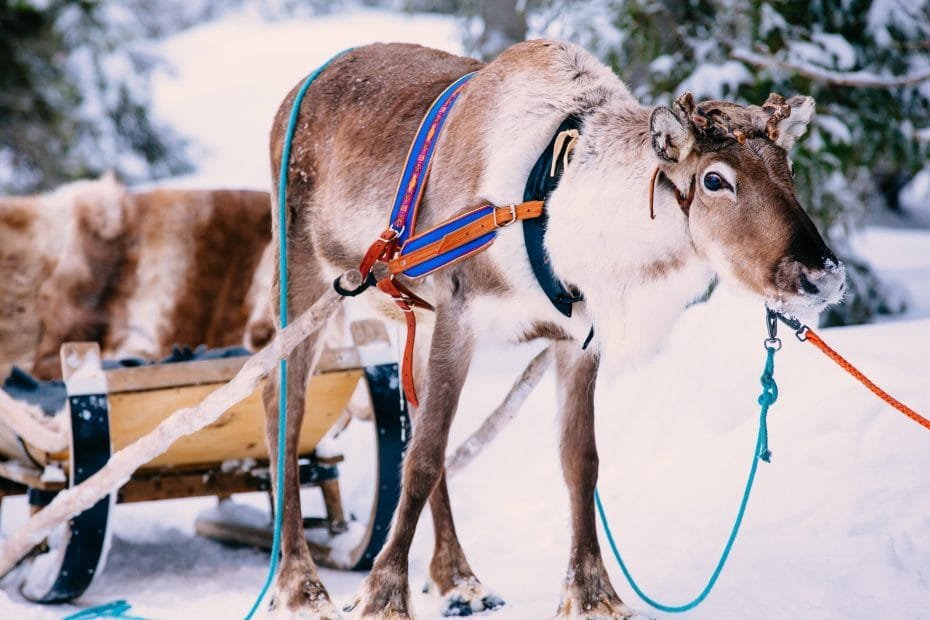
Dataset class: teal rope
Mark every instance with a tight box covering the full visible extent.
[63,600,147,620]
[595,346,779,613]
[244,49,352,620]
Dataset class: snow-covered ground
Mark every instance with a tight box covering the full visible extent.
[3,7,930,620]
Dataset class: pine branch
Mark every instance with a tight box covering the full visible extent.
[732,49,930,88]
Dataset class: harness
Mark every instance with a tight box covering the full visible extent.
[522,116,584,317]
[349,73,585,407]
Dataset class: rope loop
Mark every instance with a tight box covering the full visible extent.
[756,347,778,462]
[333,271,375,297]
[596,328,779,613]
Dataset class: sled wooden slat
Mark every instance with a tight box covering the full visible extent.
[104,345,362,394]
[104,357,248,393]
[109,369,363,470]
[116,468,272,503]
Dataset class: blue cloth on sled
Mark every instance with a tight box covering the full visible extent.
[1,345,251,417]
[2,367,65,417]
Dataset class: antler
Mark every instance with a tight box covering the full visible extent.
[671,91,796,146]
[761,92,792,141]
[673,91,748,144]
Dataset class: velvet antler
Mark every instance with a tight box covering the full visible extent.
[761,93,792,141]
[671,91,797,147]
[674,91,748,144]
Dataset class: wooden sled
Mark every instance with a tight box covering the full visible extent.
[0,320,410,604]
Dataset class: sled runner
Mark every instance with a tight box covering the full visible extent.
[0,319,409,603]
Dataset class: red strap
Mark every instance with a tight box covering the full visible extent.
[359,229,399,279]
[376,277,427,407]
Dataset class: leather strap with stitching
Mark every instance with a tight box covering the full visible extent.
[376,200,543,407]
[388,201,544,275]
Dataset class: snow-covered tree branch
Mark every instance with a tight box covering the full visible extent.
[732,49,930,88]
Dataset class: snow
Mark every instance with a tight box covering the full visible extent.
[648,55,675,76]
[867,0,930,48]
[758,3,788,38]
[39,464,66,485]
[899,166,930,218]
[810,32,857,70]
[790,33,858,74]
[815,115,853,145]
[677,61,752,100]
[143,7,463,191]
[3,6,930,620]
[529,0,624,59]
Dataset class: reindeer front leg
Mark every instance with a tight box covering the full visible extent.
[554,342,645,620]
[348,298,475,619]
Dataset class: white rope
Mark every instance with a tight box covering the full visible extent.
[0,389,68,454]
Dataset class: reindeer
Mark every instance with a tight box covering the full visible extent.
[263,40,845,618]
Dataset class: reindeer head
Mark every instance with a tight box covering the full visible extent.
[649,92,845,316]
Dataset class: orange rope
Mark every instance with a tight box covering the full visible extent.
[804,328,930,432]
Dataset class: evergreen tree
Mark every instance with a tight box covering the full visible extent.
[0,0,191,194]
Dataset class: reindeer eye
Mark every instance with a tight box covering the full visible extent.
[703,172,729,191]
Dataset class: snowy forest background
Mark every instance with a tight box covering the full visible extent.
[2,0,929,326]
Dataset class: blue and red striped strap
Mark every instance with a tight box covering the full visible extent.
[387,72,476,245]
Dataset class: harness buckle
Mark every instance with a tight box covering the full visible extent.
[493,204,517,228]
[380,228,402,243]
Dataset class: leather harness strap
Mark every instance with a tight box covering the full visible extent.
[388,201,543,275]
[352,76,587,407]
[522,116,584,317]
[354,72,545,407]
[367,201,544,407]
[375,276,431,407]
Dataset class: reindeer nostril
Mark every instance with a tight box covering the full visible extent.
[799,271,820,295]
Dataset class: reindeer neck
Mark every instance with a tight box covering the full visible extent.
[542,104,714,360]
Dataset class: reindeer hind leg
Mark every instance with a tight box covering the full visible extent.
[262,247,342,618]
[427,472,506,616]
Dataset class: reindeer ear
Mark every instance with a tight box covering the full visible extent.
[650,106,694,163]
[775,96,815,150]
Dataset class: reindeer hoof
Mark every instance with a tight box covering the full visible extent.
[344,571,412,619]
[443,593,505,617]
[267,579,342,619]
[426,577,505,617]
[555,586,650,620]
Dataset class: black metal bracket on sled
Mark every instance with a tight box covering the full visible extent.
[23,363,113,603]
